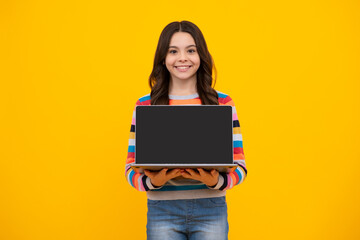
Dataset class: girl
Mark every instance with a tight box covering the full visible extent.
[125,21,247,240]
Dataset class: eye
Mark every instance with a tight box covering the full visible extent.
[169,49,177,54]
[188,49,196,53]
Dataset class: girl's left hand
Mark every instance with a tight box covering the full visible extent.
[181,168,219,187]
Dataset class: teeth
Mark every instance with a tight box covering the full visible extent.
[176,66,190,69]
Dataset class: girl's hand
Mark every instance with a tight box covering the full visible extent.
[181,168,219,187]
[144,168,182,187]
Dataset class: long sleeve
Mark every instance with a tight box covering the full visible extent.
[125,93,247,194]
[124,99,160,191]
[210,95,247,191]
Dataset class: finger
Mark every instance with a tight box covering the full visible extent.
[159,168,168,176]
[179,169,187,176]
[181,171,193,178]
[168,169,180,176]
[210,169,217,176]
[171,170,182,178]
[144,170,154,178]
[197,168,207,176]
[185,168,198,176]
[173,170,182,178]
[185,169,201,180]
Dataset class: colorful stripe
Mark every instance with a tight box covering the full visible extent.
[169,98,201,105]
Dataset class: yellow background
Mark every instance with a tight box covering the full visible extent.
[1,0,359,239]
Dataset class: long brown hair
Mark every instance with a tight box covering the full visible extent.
[149,21,219,105]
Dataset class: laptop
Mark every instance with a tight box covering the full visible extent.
[130,105,237,173]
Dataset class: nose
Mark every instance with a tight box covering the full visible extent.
[178,51,188,62]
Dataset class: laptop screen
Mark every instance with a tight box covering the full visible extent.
[135,106,233,164]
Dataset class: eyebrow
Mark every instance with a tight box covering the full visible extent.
[168,45,197,49]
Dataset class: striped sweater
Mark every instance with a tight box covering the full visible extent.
[125,91,247,200]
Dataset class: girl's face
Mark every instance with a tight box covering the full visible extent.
[165,32,200,83]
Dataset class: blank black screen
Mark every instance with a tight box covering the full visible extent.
[135,106,233,164]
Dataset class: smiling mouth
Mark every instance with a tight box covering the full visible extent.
[175,65,192,69]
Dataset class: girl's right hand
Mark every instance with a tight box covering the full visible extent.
[144,168,182,187]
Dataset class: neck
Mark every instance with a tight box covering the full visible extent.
[169,77,197,96]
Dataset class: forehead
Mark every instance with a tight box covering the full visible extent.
[169,32,196,47]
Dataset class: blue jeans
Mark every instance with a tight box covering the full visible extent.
[147,196,228,240]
